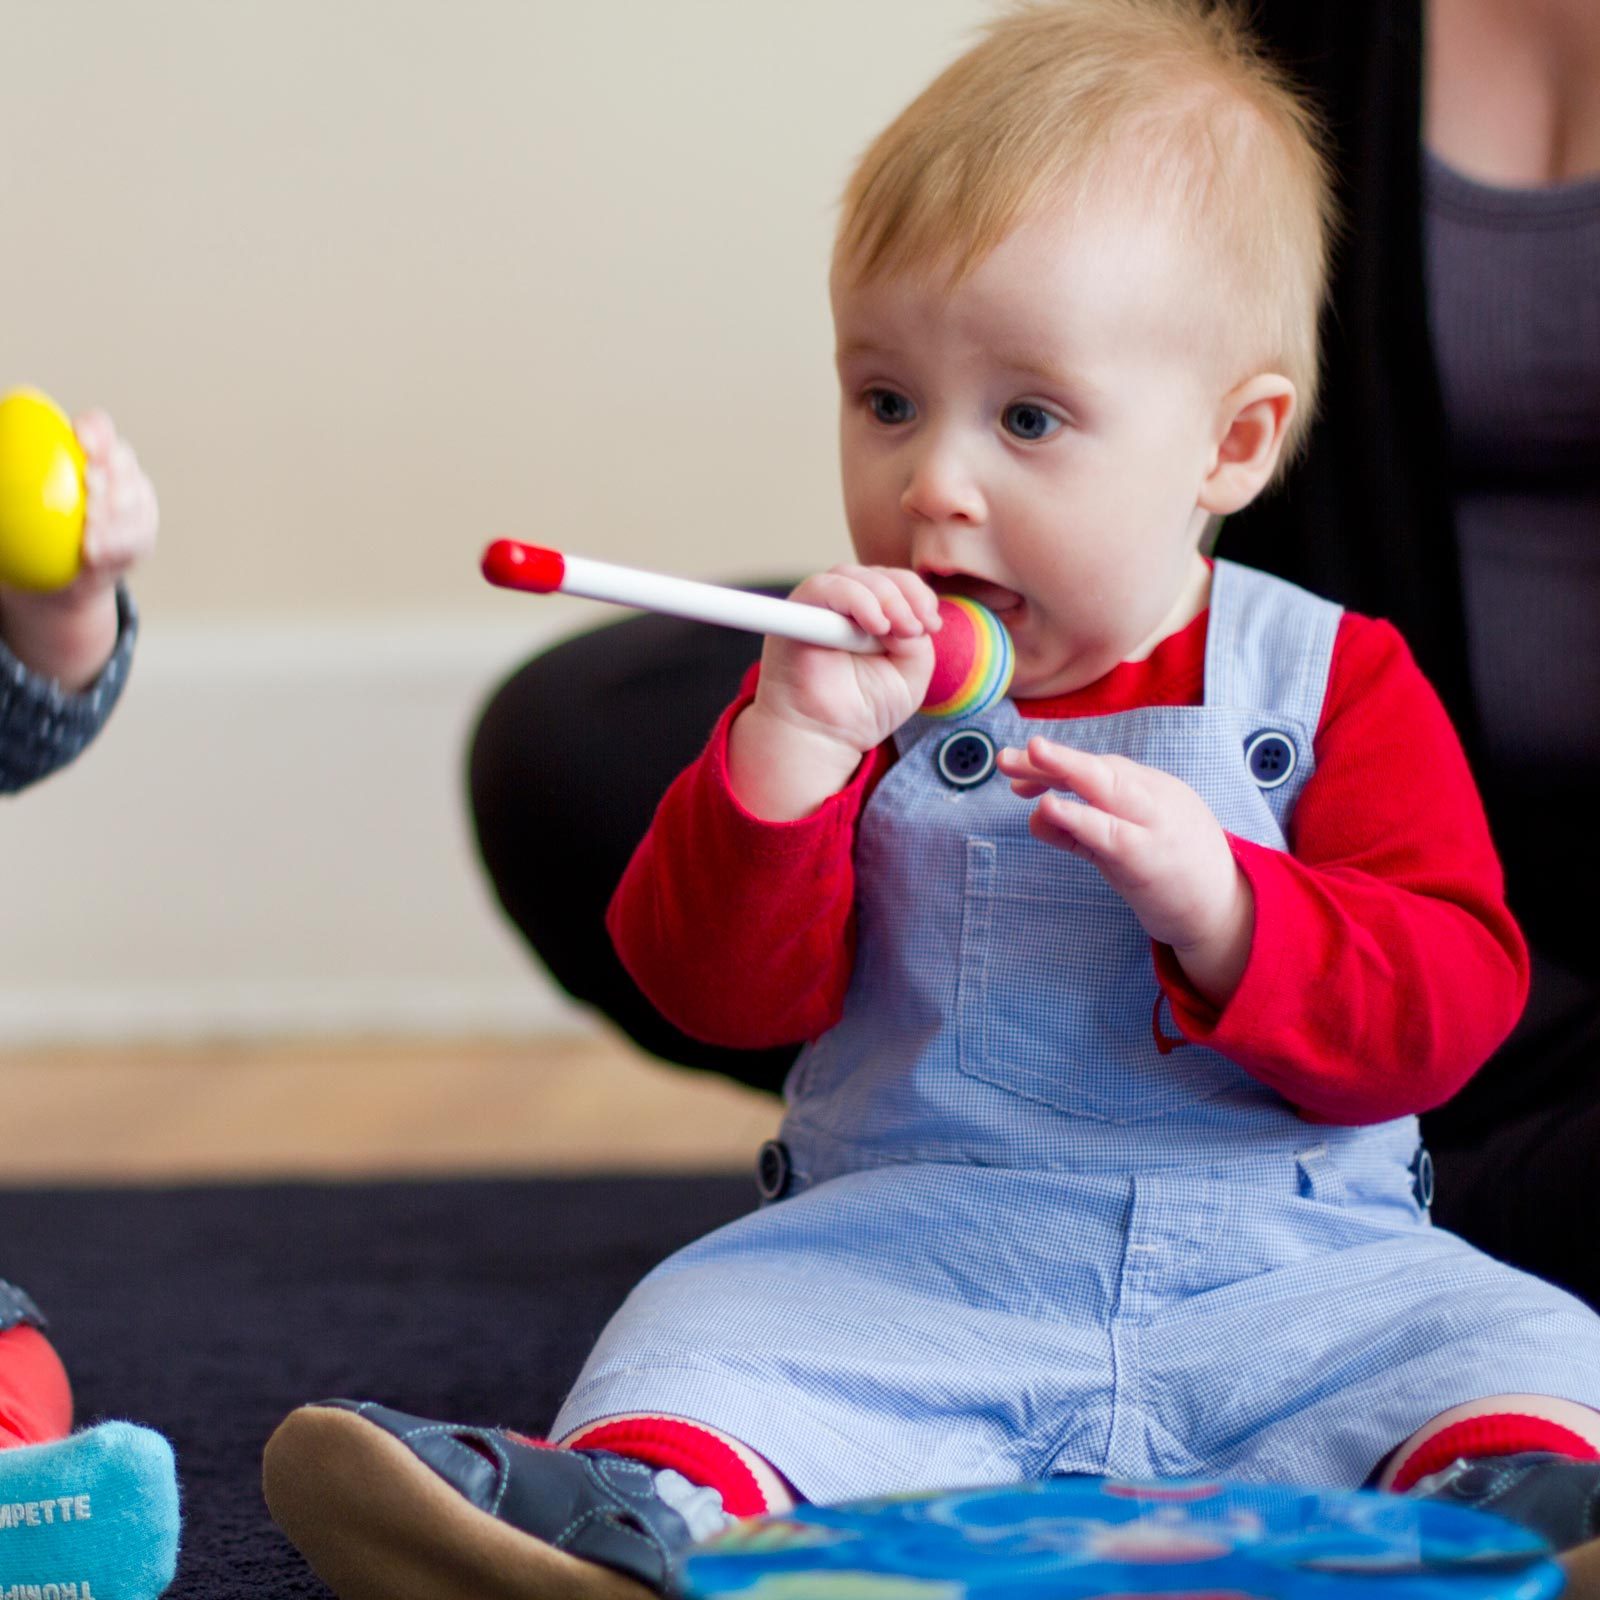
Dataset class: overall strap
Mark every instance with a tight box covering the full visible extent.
[1204,559,1342,727]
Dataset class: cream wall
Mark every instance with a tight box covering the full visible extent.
[4,0,986,618]
[0,1,992,1043]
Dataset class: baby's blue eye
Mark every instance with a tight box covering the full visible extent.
[1003,403,1062,441]
[867,388,916,426]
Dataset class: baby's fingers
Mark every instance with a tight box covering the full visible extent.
[72,408,117,466]
[1031,791,1126,863]
[998,736,1092,786]
[992,732,1145,819]
[801,567,928,641]
[836,564,936,639]
[82,438,158,569]
[996,743,1057,796]
[1015,737,1155,824]
[885,568,943,634]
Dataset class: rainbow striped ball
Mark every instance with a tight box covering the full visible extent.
[921,596,1015,719]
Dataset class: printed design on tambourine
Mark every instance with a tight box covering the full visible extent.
[680,1476,1562,1600]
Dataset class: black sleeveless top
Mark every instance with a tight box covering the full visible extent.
[1218,1,1600,1135]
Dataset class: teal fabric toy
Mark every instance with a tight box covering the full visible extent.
[0,1422,179,1599]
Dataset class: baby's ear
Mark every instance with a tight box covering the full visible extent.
[1197,374,1296,516]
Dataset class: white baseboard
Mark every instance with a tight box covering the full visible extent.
[0,613,603,1046]
[0,978,592,1048]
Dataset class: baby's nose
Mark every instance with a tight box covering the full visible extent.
[901,438,985,524]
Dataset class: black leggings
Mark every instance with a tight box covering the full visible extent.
[468,606,1600,1312]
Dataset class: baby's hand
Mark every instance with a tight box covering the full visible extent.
[75,408,159,586]
[757,565,941,751]
[0,409,156,691]
[728,565,940,821]
[997,735,1255,1006]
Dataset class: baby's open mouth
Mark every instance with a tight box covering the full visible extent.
[923,573,1025,615]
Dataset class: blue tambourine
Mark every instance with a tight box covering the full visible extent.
[680,1477,1564,1600]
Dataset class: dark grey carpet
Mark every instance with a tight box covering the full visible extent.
[0,1174,754,1596]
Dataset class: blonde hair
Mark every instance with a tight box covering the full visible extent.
[835,0,1338,464]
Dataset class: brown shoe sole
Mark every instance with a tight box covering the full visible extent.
[262,1405,659,1600]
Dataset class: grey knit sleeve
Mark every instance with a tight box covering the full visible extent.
[0,585,138,794]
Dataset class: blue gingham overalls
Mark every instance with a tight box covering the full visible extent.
[554,561,1600,1502]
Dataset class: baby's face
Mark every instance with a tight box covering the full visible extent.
[832,198,1236,698]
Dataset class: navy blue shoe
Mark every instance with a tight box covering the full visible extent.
[263,1399,706,1599]
[1409,1451,1600,1551]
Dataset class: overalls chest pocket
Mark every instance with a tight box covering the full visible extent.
[954,837,1243,1123]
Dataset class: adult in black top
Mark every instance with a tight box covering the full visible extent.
[469,0,1600,1304]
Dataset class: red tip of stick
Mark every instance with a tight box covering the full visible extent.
[482,540,567,594]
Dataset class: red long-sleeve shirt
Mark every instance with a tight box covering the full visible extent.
[607,606,1529,1125]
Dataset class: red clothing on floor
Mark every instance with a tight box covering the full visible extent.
[607,608,1528,1125]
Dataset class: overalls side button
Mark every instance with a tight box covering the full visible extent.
[1410,1145,1435,1211]
[756,1140,791,1201]
[1244,729,1297,790]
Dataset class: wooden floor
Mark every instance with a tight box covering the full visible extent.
[0,1033,783,1185]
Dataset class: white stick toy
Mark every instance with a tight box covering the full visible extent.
[480,539,1014,718]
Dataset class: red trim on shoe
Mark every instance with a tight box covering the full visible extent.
[1390,1414,1600,1493]
[563,1417,770,1517]
[502,1430,561,1450]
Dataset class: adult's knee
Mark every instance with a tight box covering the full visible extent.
[465,607,798,1090]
